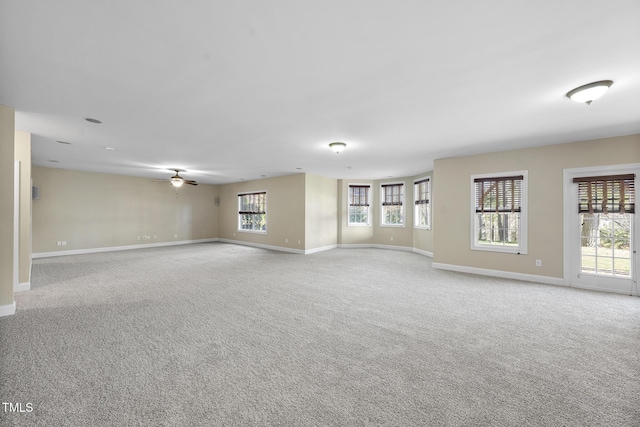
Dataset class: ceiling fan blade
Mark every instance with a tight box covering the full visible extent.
[184,181,198,185]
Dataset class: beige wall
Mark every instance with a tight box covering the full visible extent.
[305,174,338,250]
[338,173,434,253]
[372,177,414,248]
[15,131,31,285]
[433,134,640,279]
[218,174,306,250]
[25,133,638,289]
[32,166,219,254]
[0,105,15,311]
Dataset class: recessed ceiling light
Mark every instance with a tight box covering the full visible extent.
[56,140,71,145]
[85,117,102,124]
[105,147,116,151]
[48,160,59,163]
[566,80,613,105]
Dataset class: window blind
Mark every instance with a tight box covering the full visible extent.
[239,192,266,214]
[415,178,430,206]
[573,174,635,214]
[474,176,523,213]
[382,183,403,206]
[349,185,370,207]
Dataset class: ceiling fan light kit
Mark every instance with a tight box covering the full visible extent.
[566,80,613,105]
[170,176,184,187]
[157,169,198,188]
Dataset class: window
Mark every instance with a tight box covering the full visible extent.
[471,171,527,253]
[348,184,371,226]
[238,192,266,232]
[381,183,404,226]
[414,177,431,229]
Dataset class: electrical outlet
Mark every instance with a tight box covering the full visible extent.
[61,241,67,246]
[285,238,288,243]
[390,236,394,242]
[57,241,61,246]
[535,259,542,267]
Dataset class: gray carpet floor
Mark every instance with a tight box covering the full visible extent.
[1,243,638,426]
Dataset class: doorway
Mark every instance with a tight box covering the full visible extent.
[563,164,638,295]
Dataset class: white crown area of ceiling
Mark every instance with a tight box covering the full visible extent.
[1,1,639,184]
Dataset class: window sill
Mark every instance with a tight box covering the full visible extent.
[237,229,267,234]
[470,244,526,255]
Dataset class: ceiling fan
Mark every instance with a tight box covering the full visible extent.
[155,169,198,187]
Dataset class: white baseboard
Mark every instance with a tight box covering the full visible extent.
[218,239,305,254]
[337,244,374,249]
[15,282,30,292]
[413,248,433,258]
[218,240,336,255]
[0,301,16,317]
[371,244,414,252]
[338,243,431,256]
[32,238,220,259]
[305,244,338,255]
[339,243,412,251]
[432,262,565,287]
[566,282,637,296]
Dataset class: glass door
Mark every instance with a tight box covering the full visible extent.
[578,212,634,293]
[564,165,638,296]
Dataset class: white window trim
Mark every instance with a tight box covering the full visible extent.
[347,183,372,227]
[470,170,528,254]
[380,181,406,228]
[237,190,267,234]
[414,175,431,230]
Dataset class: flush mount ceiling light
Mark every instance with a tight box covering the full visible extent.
[566,80,613,105]
[329,142,346,153]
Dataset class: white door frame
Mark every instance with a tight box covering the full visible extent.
[563,163,639,296]
[13,160,20,292]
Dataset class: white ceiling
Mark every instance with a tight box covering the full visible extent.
[1,1,639,184]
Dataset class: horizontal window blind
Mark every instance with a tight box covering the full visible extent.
[349,185,370,207]
[382,183,403,206]
[474,176,523,213]
[415,179,430,205]
[239,192,266,214]
[573,174,635,214]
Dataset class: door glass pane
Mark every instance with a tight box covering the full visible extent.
[580,213,632,277]
[596,256,613,275]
